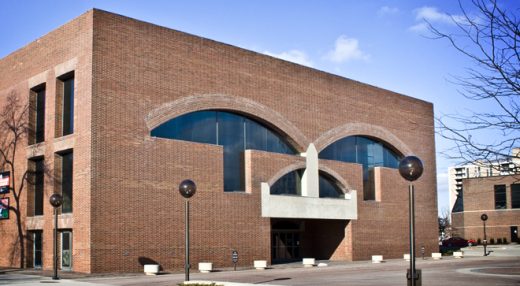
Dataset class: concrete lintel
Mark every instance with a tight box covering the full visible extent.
[261,182,357,220]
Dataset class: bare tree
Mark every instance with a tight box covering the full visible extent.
[431,0,519,166]
[438,207,452,239]
[0,91,30,268]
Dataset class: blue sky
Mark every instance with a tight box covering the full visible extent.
[2,1,516,215]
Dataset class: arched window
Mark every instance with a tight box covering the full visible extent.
[270,170,344,199]
[270,170,303,196]
[319,135,402,200]
[151,110,297,192]
[319,172,344,198]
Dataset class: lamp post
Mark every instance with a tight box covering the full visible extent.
[481,213,488,256]
[179,179,197,282]
[399,156,424,286]
[49,193,63,280]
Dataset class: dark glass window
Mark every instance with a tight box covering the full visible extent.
[319,173,343,198]
[35,88,45,143]
[151,110,297,192]
[33,231,42,268]
[33,159,44,216]
[511,184,520,209]
[319,135,401,200]
[270,170,303,196]
[61,152,73,213]
[62,77,74,136]
[494,185,507,209]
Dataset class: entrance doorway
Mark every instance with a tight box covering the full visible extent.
[511,226,518,243]
[33,231,42,268]
[61,231,72,270]
[271,221,301,263]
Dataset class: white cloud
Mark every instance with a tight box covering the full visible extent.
[324,35,370,63]
[263,49,313,67]
[378,6,399,16]
[410,6,467,32]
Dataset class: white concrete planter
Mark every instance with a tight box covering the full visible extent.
[403,254,410,261]
[371,255,383,263]
[453,251,463,258]
[198,262,213,273]
[302,258,315,267]
[254,260,267,270]
[144,264,160,275]
[432,253,442,260]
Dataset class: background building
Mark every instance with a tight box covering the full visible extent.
[449,149,520,243]
[0,9,438,273]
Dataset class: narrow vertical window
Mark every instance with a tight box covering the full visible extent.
[27,158,44,216]
[56,72,74,137]
[494,184,507,209]
[30,85,45,144]
[60,151,73,213]
[63,76,74,135]
[512,184,520,209]
[34,158,44,216]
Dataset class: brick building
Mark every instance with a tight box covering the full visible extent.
[450,150,520,244]
[0,9,438,273]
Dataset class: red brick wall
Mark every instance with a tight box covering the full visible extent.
[0,9,438,273]
[0,10,94,272]
[452,176,520,243]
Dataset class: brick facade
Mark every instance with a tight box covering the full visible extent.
[0,9,438,273]
[451,175,520,244]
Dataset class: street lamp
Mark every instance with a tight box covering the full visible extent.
[49,193,63,280]
[481,213,488,256]
[399,156,424,286]
[179,179,197,282]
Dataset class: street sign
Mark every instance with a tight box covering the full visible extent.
[0,171,10,194]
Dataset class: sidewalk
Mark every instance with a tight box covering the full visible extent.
[461,243,520,257]
[1,251,519,286]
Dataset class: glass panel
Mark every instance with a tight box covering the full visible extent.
[218,112,245,192]
[35,89,45,143]
[63,77,74,136]
[512,184,520,209]
[34,231,42,268]
[494,185,507,209]
[62,152,73,213]
[270,170,302,195]
[319,173,343,198]
[319,135,402,201]
[151,111,217,144]
[61,231,72,269]
[34,159,44,216]
[151,110,297,192]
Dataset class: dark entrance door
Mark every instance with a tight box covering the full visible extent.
[271,221,301,263]
[511,226,518,243]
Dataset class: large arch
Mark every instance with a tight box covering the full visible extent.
[145,93,309,152]
[313,122,413,156]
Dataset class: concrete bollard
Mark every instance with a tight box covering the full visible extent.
[302,258,316,267]
[372,255,383,263]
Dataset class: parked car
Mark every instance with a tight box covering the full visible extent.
[440,237,469,253]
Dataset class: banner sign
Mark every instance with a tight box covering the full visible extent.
[0,198,8,219]
[0,171,10,194]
